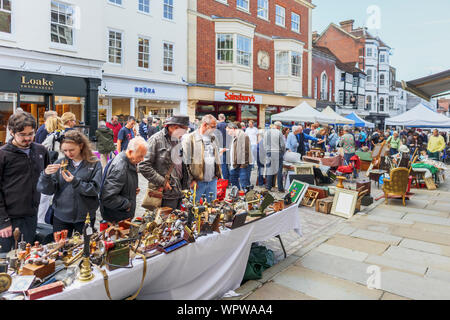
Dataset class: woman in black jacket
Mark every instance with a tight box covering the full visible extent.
[37,130,102,236]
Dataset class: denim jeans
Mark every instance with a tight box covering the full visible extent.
[265,152,284,191]
[251,144,258,166]
[344,153,358,178]
[194,179,218,203]
[230,166,251,190]
[221,153,230,180]
[257,164,265,186]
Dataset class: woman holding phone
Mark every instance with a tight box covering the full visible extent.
[37,130,102,236]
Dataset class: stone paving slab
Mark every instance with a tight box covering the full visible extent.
[424,268,450,283]
[399,238,450,257]
[403,213,450,226]
[245,281,317,300]
[377,204,447,217]
[325,234,390,256]
[272,265,383,300]
[379,269,450,300]
[391,226,450,246]
[369,208,406,219]
[349,229,403,246]
[314,243,369,262]
[366,215,414,226]
[381,292,411,300]
[411,222,450,235]
[383,246,450,272]
[364,254,427,276]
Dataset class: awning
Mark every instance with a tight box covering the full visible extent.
[321,106,355,124]
[402,69,450,101]
[345,112,375,128]
[385,103,450,128]
[271,101,336,124]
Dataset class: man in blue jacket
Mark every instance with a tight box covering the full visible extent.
[293,125,323,157]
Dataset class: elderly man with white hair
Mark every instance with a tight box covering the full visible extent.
[100,136,148,223]
[263,121,286,192]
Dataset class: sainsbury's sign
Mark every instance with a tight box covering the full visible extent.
[214,91,262,104]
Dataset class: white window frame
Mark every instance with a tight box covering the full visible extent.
[366,95,372,110]
[50,1,76,49]
[291,12,300,33]
[380,54,385,63]
[163,41,174,73]
[138,0,150,14]
[163,0,173,20]
[0,0,13,37]
[338,91,344,105]
[108,0,123,7]
[257,0,268,20]
[367,47,372,57]
[379,97,385,112]
[380,73,385,86]
[366,69,372,83]
[108,29,123,65]
[236,0,249,13]
[236,35,251,67]
[291,51,301,77]
[320,72,328,100]
[216,33,234,65]
[275,51,289,76]
[138,36,150,70]
[275,5,285,27]
[329,80,333,101]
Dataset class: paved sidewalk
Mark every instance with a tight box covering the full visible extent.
[226,173,450,300]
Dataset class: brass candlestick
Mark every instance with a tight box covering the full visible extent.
[78,213,94,282]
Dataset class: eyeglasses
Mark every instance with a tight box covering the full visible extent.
[16,132,35,138]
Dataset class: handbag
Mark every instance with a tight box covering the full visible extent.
[142,164,174,210]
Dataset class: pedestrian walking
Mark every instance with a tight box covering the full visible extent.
[427,129,446,161]
[139,117,149,141]
[117,116,136,153]
[227,122,252,190]
[101,137,148,223]
[0,112,50,252]
[106,116,122,144]
[96,121,115,169]
[245,120,258,167]
[37,130,102,236]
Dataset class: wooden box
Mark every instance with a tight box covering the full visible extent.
[307,186,328,199]
[26,281,64,300]
[20,260,55,280]
[356,179,371,196]
[360,160,372,172]
[315,197,334,214]
[294,164,314,175]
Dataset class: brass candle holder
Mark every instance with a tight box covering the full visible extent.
[78,213,94,282]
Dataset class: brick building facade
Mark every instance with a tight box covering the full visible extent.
[311,45,336,111]
[187,0,316,127]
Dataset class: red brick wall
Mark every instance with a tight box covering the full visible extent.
[315,25,364,65]
[196,0,311,94]
[312,53,336,101]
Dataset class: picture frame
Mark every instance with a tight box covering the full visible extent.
[330,188,358,219]
[294,163,314,175]
[287,179,309,206]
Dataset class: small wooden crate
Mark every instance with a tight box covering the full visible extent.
[315,197,334,214]
[294,164,314,175]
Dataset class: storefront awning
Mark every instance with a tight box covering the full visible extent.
[402,69,450,101]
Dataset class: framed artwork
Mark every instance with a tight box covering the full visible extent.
[330,188,358,219]
[287,179,309,206]
[294,164,314,175]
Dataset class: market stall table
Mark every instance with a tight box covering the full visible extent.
[42,205,301,300]
[303,155,343,168]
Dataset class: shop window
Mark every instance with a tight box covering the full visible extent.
[218,105,236,113]
[217,34,233,64]
[0,0,11,33]
[51,1,74,46]
[197,104,215,113]
[163,0,173,20]
[163,42,174,72]
[0,92,16,144]
[108,30,122,64]
[240,105,257,122]
[55,96,85,124]
[138,37,150,69]
[265,106,278,124]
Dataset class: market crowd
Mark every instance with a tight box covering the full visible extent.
[1,109,449,253]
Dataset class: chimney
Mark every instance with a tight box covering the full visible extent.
[339,19,354,33]
[312,31,319,42]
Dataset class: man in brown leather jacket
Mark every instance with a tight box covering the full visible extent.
[138,115,190,209]
[227,122,252,190]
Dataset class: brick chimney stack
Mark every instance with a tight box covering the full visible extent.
[339,19,354,33]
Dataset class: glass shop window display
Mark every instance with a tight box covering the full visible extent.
[0,93,16,145]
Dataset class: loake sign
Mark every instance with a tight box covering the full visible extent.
[21,76,55,91]
[214,91,262,105]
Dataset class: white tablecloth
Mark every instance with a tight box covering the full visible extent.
[44,205,301,300]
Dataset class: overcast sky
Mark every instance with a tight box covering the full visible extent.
[312,0,450,82]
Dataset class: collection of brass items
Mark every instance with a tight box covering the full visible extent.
[1,185,296,300]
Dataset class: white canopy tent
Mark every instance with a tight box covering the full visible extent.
[385,103,450,128]
[271,102,336,124]
[321,106,355,125]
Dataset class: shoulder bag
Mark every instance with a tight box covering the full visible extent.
[141,164,174,210]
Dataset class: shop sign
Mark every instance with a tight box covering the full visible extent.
[20,76,54,91]
[214,91,262,104]
[135,86,156,94]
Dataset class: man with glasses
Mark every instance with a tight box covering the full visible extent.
[0,112,50,252]
[182,115,222,204]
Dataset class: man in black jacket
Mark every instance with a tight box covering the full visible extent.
[0,112,50,253]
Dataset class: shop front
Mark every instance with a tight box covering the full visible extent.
[99,76,187,125]
[0,69,100,144]
[188,86,317,128]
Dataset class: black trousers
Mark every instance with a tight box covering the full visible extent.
[0,215,37,253]
[53,216,85,238]
[162,198,182,210]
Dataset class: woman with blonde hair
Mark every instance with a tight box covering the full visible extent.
[37,130,102,236]
[42,116,65,162]
[61,112,77,131]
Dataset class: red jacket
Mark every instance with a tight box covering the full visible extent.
[106,122,122,143]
